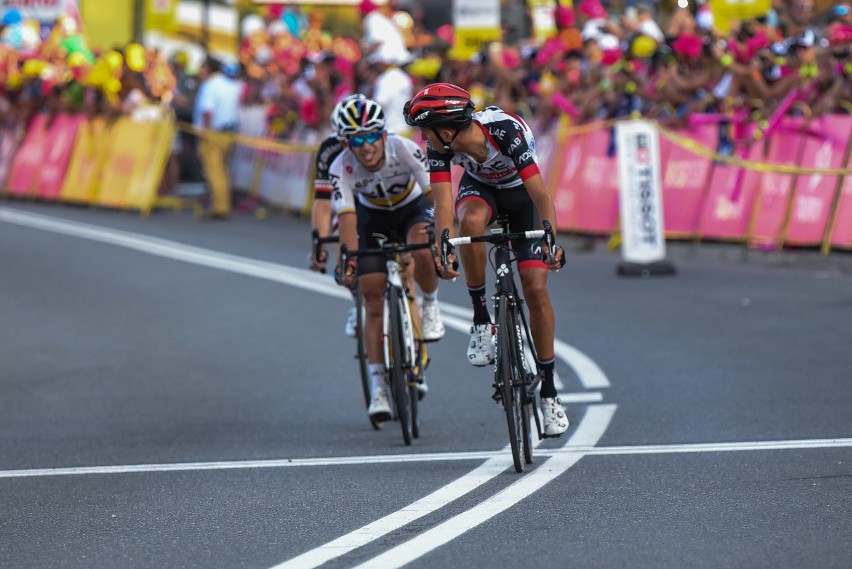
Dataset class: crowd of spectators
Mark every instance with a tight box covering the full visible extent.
[2,1,852,151]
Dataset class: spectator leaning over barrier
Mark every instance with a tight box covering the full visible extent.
[193,56,242,219]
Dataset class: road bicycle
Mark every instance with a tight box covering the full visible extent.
[441,217,559,472]
[312,231,381,430]
[339,233,433,446]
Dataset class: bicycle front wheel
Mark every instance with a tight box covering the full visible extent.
[355,286,382,430]
[496,296,526,472]
[387,288,413,446]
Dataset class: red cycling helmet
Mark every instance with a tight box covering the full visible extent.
[403,83,475,128]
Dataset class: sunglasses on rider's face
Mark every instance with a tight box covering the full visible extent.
[347,131,384,147]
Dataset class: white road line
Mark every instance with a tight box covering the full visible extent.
[271,405,615,569]
[0,206,614,569]
[1,435,849,480]
[557,437,852,456]
[0,207,604,391]
[350,405,617,569]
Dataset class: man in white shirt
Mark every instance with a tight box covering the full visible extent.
[371,48,414,138]
[194,57,243,218]
[360,0,411,66]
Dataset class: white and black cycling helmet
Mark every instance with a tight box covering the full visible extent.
[331,94,386,137]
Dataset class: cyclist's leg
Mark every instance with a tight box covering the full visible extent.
[403,196,443,341]
[456,176,498,365]
[501,189,568,435]
[455,177,495,294]
[356,208,393,419]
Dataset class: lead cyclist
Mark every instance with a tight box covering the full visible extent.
[403,82,569,437]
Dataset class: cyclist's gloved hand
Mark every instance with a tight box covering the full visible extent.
[545,244,566,272]
[309,248,328,273]
[541,220,566,272]
[437,229,460,280]
[336,260,357,287]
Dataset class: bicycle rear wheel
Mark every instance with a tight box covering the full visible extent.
[496,296,526,472]
[387,288,413,446]
[355,287,382,430]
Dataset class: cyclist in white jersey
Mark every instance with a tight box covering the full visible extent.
[404,82,569,437]
[330,96,444,421]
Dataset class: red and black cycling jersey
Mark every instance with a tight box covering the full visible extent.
[427,106,541,190]
[313,135,346,201]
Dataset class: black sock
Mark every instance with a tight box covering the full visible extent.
[468,285,491,325]
[538,358,557,398]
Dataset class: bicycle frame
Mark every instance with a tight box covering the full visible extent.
[340,235,435,445]
[443,218,557,471]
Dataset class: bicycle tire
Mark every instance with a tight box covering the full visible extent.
[410,342,424,439]
[496,296,525,472]
[355,287,382,431]
[387,288,413,446]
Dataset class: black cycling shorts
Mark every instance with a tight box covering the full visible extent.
[455,173,546,270]
[355,195,434,275]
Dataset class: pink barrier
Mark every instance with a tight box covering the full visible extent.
[552,127,619,233]
[787,116,852,246]
[0,120,21,189]
[37,115,84,199]
[830,161,852,250]
[659,122,716,237]
[696,143,764,241]
[748,118,806,245]
[6,114,82,198]
[7,114,50,196]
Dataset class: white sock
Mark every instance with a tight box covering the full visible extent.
[421,288,438,306]
[369,363,386,395]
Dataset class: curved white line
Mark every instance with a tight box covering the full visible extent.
[0,207,609,389]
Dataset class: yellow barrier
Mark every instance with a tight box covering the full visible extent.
[61,117,111,204]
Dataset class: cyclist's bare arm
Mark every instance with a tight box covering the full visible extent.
[430,180,459,279]
[523,173,565,271]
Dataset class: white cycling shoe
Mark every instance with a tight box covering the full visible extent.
[368,389,392,422]
[421,303,445,341]
[540,397,569,436]
[467,324,495,367]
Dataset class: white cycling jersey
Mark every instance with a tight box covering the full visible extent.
[329,134,431,214]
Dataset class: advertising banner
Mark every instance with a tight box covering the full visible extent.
[829,154,852,250]
[659,123,716,238]
[97,117,174,212]
[6,114,50,196]
[36,114,84,199]
[145,0,178,34]
[616,120,667,265]
[257,149,313,212]
[748,122,805,245]
[552,126,619,233]
[0,121,21,190]
[61,117,111,204]
[697,143,764,241]
[451,0,501,60]
[785,116,852,246]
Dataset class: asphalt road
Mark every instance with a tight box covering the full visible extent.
[0,202,850,569]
